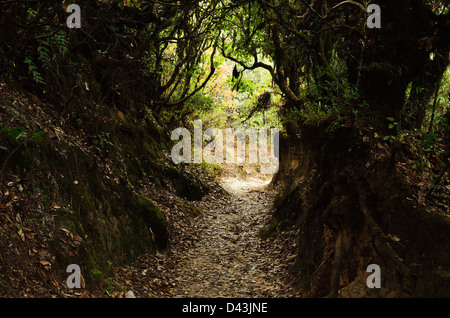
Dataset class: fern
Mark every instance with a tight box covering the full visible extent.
[18,8,70,86]
[37,40,52,72]
[53,30,69,56]
[36,31,67,72]
[23,56,45,85]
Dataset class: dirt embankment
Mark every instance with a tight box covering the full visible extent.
[272,117,450,297]
[0,81,208,297]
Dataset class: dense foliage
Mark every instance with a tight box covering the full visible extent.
[1,1,448,129]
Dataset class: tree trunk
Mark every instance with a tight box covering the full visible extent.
[359,1,432,121]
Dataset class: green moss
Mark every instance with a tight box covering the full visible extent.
[105,279,124,294]
[135,195,168,250]
[181,201,203,219]
[136,195,165,222]
[21,140,164,280]
[2,90,178,291]
[258,217,279,240]
[143,139,164,160]
[88,269,103,280]
[163,166,207,200]
[201,161,221,176]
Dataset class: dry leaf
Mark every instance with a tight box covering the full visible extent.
[81,273,86,289]
[50,274,59,287]
[388,234,400,242]
[4,214,13,225]
[40,260,52,270]
[17,228,25,241]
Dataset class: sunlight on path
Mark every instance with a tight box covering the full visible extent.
[219,176,272,195]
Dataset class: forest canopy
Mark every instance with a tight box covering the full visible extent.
[1,0,449,130]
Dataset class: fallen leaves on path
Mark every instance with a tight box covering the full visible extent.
[112,177,302,298]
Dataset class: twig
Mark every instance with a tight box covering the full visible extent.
[331,1,367,12]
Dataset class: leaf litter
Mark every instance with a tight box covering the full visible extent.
[112,176,302,298]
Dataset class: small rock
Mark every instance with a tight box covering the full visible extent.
[125,290,136,298]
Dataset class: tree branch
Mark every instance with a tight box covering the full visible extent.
[165,40,218,107]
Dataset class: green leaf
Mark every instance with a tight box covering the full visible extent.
[37,46,50,54]
[383,136,390,141]
[386,117,395,122]
[29,131,46,140]
[8,127,25,139]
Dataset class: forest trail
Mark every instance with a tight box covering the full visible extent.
[113,174,301,298]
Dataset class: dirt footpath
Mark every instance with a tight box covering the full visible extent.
[113,176,302,298]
